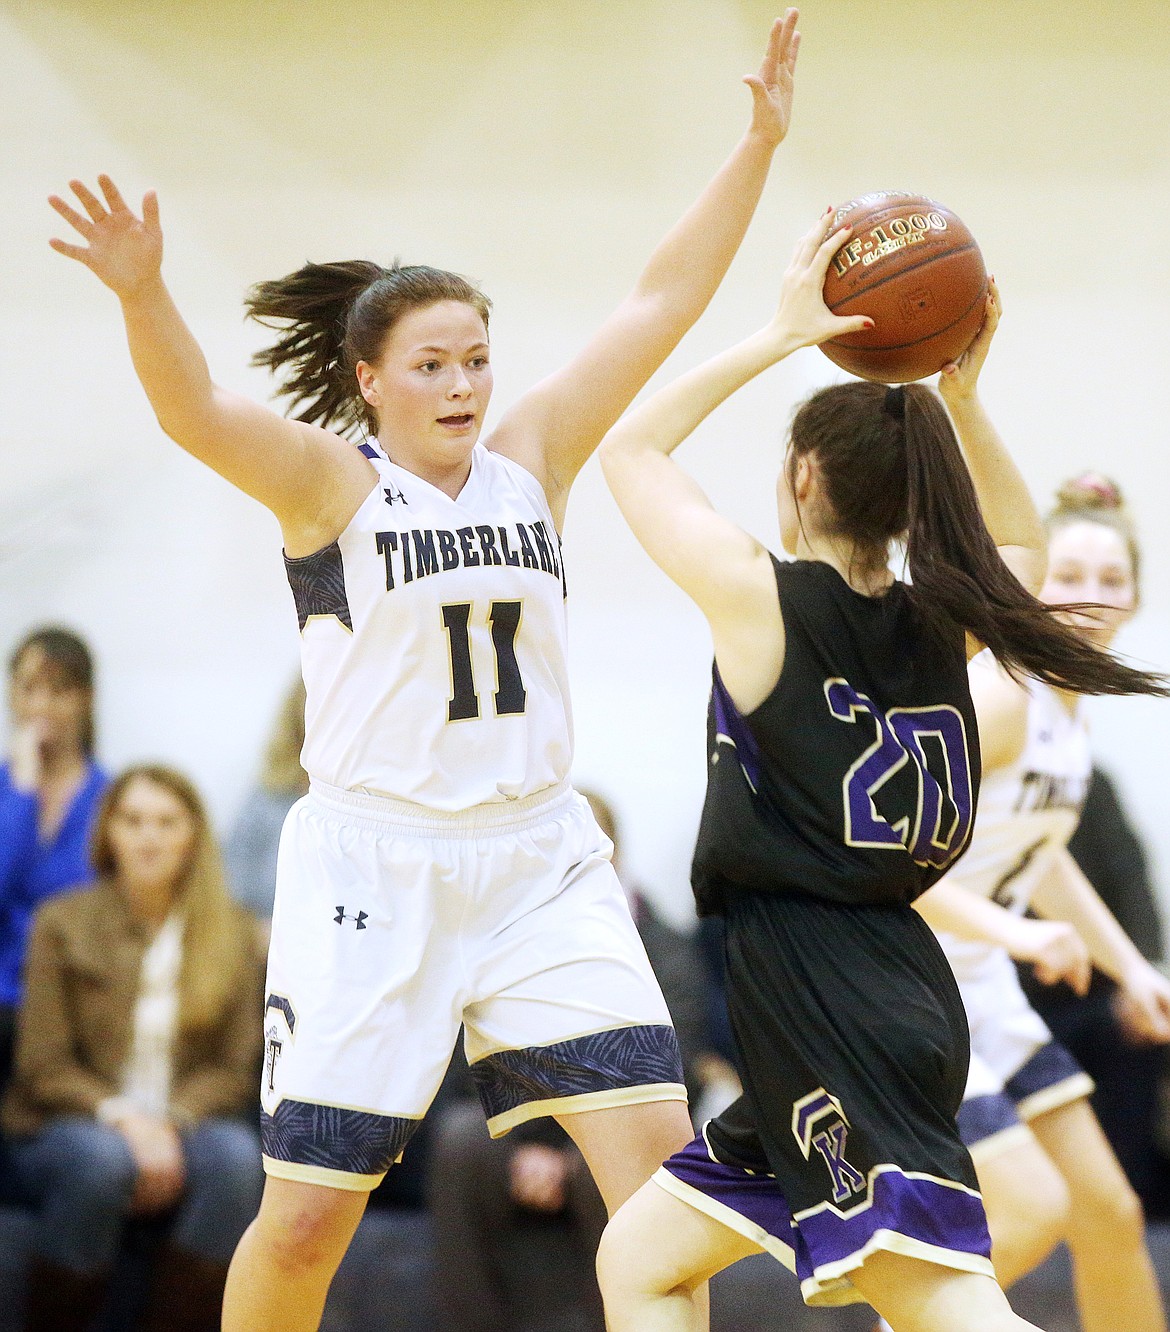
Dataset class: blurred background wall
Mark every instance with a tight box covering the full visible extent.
[2,0,1168,923]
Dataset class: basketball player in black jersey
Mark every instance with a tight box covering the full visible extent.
[595,215,1167,1331]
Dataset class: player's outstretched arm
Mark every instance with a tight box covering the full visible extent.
[491,11,801,521]
[49,176,371,551]
[914,883,1092,995]
[600,214,869,710]
[1032,847,1170,1040]
[938,280,1047,596]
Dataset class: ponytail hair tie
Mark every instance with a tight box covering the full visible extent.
[883,384,905,420]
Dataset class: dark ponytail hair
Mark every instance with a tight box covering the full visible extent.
[245,261,491,438]
[788,382,1167,698]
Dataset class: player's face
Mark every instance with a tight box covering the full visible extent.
[1040,520,1137,649]
[358,301,493,475]
[106,776,197,899]
[8,646,89,755]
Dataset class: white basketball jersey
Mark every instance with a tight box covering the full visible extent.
[937,668,1090,981]
[286,441,573,810]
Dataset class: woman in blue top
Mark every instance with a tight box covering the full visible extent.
[0,628,108,1083]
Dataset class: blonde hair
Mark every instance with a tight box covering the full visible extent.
[1046,472,1141,591]
[260,678,310,798]
[91,764,249,1029]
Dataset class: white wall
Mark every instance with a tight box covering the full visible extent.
[2,0,1168,924]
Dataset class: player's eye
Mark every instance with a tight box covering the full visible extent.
[469,356,488,369]
[419,360,441,373]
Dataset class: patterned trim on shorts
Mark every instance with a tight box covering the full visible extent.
[471,1024,686,1136]
[658,1133,994,1308]
[261,1098,420,1191]
[1008,1041,1094,1122]
[958,1041,1093,1161]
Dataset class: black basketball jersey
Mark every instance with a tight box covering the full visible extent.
[692,557,980,914]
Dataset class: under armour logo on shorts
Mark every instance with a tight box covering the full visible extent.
[334,906,368,929]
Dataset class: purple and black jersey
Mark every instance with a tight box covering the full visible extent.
[692,557,979,915]
[661,558,994,1306]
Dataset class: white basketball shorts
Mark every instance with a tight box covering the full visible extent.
[956,949,1093,1162]
[260,778,686,1190]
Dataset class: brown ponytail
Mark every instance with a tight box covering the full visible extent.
[789,382,1168,698]
[245,261,491,438]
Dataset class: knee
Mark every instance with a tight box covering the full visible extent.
[595,1213,635,1303]
[1029,1164,1072,1247]
[596,1206,665,1304]
[185,1121,263,1197]
[1069,1174,1145,1251]
[67,1124,138,1202]
[255,1189,363,1273]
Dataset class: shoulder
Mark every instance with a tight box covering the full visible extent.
[968,654,1029,770]
[32,882,110,943]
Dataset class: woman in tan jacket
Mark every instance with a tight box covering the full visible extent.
[3,764,265,1332]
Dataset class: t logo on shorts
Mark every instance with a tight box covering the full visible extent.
[792,1088,867,1205]
[263,993,297,1115]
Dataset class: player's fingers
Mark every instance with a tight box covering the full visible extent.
[797,209,837,264]
[810,225,853,278]
[48,237,92,265]
[98,173,131,214]
[142,190,160,232]
[834,314,874,336]
[787,29,801,74]
[761,14,788,77]
[48,193,94,237]
[69,178,108,223]
[1072,957,1092,997]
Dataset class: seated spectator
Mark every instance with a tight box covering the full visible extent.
[0,627,107,1089]
[3,764,265,1332]
[427,791,738,1332]
[1020,765,1169,1211]
[224,677,308,922]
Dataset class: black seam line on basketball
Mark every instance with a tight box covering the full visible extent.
[831,284,988,355]
[829,240,980,309]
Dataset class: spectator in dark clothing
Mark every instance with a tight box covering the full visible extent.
[1020,766,1168,1210]
[0,628,107,1088]
[427,792,737,1332]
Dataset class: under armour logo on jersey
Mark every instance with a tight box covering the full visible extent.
[383,485,408,506]
[334,906,368,929]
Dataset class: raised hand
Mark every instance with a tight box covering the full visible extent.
[744,10,801,147]
[770,211,874,352]
[939,276,1000,402]
[49,174,163,300]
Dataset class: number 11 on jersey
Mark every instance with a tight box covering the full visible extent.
[441,601,527,722]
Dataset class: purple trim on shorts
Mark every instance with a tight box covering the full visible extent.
[472,1024,683,1121]
[796,1168,991,1273]
[956,1092,1021,1148]
[663,1134,991,1287]
[664,1135,796,1244]
[1004,1040,1085,1106]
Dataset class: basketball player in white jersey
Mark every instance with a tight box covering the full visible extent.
[915,475,1170,1332]
[48,15,804,1329]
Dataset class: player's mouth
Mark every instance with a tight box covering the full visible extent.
[437,413,476,431]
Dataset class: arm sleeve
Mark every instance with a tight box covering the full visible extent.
[1068,767,1164,963]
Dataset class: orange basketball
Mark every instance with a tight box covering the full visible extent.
[821,193,987,384]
